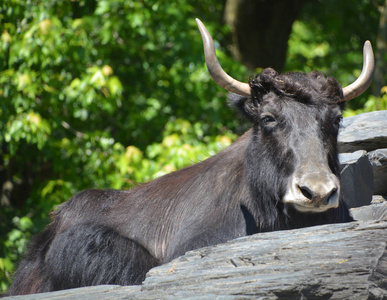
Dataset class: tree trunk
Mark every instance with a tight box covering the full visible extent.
[224,0,306,72]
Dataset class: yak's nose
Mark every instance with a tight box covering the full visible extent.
[296,169,340,205]
[297,181,338,205]
[283,165,341,212]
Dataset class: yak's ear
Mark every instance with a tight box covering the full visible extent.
[228,92,259,123]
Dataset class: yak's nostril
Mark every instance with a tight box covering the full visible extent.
[298,185,338,204]
[318,188,338,206]
[326,187,338,202]
[298,185,314,201]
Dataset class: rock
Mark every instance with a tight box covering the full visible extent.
[142,220,387,300]
[373,195,387,204]
[351,201,387,221]
[338,110,387,153]
[4,285,138,300]
[367,149,387,196]
[339,150,374,208]
[6,214,387,299]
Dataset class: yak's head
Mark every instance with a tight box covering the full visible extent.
[196,18,374,213]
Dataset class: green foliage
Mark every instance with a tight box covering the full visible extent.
[285,0,384,112]
[0,0,245,292]
[343,89,387,117]
[0,215,33,292]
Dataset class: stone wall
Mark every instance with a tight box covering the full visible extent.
[339,110,387,208]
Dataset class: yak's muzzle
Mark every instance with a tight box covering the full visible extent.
[283,166,340,213]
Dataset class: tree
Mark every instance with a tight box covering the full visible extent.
[223,0,387,112]
[224,0,306,71]
[284,0,386,113]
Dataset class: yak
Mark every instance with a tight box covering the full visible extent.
[8,18,374,295]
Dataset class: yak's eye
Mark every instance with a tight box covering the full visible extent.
[261,113,277,127]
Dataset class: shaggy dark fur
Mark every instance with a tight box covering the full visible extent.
[8,68,353,296]
[9,221,158,294]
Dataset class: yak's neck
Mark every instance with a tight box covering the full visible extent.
[181,129,288,235]
[240,129,289,234]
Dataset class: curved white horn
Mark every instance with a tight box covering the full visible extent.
[196,18,251,97]
[342,41,375,102]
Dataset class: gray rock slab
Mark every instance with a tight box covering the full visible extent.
[351,201,387,221]
[338,110,387,153]
[373,195,387,204]
[3,285,140,300]
[142,221,387,299]
[339,150,374,208]
[368,148,387,195]
[5,217,387,299]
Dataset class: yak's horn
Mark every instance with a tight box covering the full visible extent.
[196,18,251,97]
[342,41,375,102]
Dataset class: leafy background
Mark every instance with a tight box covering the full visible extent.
[1,0,386,292]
